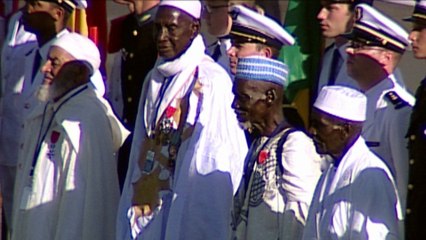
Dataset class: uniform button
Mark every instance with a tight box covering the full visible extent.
[133,30,138,36]
[20,143,24,149]
[406,208,411,215]
[18,163,23,169]
[128,75,133,81]
[21,124,24,128]
[24,103,30,109]
[410,159,415,165]
[408,184,414,190]
[127,97,132,103]
[129,53,134,59]
[410,135,416,141]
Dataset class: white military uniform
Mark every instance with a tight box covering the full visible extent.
[117,35,248,240]
[0,10,37,226]
[317,43,358,95]
[12,84,128,240]
[207,38,232,75]
[303,136,403,239]
[362,74,415,213]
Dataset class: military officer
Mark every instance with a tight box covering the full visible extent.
[344,3,415,213]
[227,4,305,131]
[403,0,426,238]
[109,0,159,189]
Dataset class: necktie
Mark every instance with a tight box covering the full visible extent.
[211,43,222,62]
[32,50,42,82]
[328,48,343,86]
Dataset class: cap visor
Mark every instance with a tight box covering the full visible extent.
[402,16,414,22]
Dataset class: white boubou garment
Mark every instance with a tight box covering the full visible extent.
[11,84,129,240]
[117,34,247,240]
[303,136,403,240]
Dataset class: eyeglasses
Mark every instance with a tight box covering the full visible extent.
[203,4,229,14]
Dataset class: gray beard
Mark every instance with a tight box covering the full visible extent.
[36,84,52,102]
[36,80,73,102]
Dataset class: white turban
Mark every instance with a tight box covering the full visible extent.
[51,32,105,96]
[51,32,100,73]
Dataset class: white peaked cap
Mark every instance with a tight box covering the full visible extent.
[345,4,409,53]
[314,86,367,122]
[159,0,201,19]
[72,0,87,9]
[51,32,101,73]
[230,5,295,47]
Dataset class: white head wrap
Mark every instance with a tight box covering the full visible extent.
[314,86,367,122]
[51,32,100,73]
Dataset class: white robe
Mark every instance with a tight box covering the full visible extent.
[11,84,129,240]
[116,35,248,240]
[303,136,403,239]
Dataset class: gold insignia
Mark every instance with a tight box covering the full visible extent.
[355,7,363,21]
[141,14,152,23]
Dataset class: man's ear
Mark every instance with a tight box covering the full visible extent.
[190,20,200,39]
[265,88,277,105]
[52,5,65,21]
[338,122,352,140]
[262,46,273,58]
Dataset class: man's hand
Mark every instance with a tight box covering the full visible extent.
[132,167,170,215]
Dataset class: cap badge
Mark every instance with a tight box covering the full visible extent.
[355,7,363,21]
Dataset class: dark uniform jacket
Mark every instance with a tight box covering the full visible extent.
[109,6,158,189]
[406,77,426,240]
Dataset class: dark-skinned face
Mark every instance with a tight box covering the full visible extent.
[309,109,346,156]
[231,78,269,131]
[153,6,198,60]
[23,0,57,34]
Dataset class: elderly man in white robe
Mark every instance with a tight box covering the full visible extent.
[303,86,403,239]
[117,1,248,239]
[11,33,129,240]
[230,56,322,240]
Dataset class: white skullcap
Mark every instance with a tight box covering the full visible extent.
[159,0,201,19]
[314,86,367,122]
[51,32,100,73]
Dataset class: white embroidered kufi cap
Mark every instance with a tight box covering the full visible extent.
[159,0,201,19]
[314,86,367,122]
[51,32,101,74]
